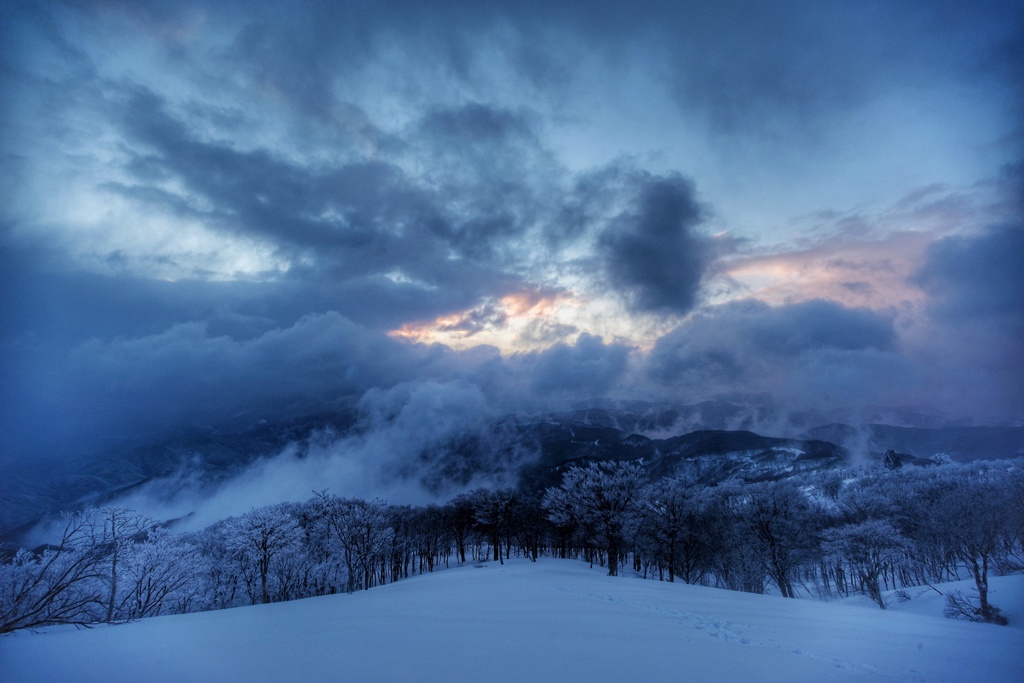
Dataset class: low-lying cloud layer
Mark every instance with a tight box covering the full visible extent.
[104,380,537,531]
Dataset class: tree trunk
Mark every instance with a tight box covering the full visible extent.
[106,547,118,622]
[668,537,676,583]
[971,556,993,622]
[607,537,619,576]
[864,573,885,609]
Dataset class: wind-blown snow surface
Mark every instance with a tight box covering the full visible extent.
[2,561,1022,683]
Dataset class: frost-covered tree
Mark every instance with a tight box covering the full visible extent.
[117,527,206,619]
[443,493,477,565]
[924,466,1014,624]
[640,477,706,583]
[1008,468,1024,567]
[0,513,106,632]
[88,507,154,623]
[195,523,243,609]
[314,494,393,592]
[223,504,304,604]
[409,505,449,573]
[882,449,903,470]
[822,519,908,609]
[510,494,547,562]
[302,511,348,597]
[469,488,517,564]
[543,482,578,560]
[0,506,201,631]
[697,483,768,594]
[740,481,818,598]
[542,461,646,576]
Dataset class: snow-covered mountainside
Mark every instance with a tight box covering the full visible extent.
[2,559,1021,683]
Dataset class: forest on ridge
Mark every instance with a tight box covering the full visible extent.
[3,455,1022,634]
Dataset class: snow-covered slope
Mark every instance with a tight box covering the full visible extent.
[2,560,1021,683]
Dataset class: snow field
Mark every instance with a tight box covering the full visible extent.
[2,559,1022,683]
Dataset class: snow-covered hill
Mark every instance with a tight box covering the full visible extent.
[2,559,1021,683]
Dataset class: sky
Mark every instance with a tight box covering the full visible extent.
[1,0,1022,473]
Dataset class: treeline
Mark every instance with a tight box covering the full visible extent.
[2,457,1022,633]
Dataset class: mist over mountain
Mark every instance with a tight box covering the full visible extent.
[5,396,1022,547]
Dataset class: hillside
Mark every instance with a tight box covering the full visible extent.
[2,559,1021,683]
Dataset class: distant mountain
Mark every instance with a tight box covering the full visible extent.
[514,420,851,495]
[540,397,994,437]
[550,398,795,436]
[802,423,1024,463]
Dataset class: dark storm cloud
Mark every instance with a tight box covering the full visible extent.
[678,1,1019,138]
[108,84,718,328]
[66,313,418,420]
[2,317,633,477]
[527,333,632,396]
[16,0,1018,145]
[905,224,1024,422]
[51,0,989,146]
[106,88,550,323]
[743,299,896,355]
[118,87,437,259]
[214,1,544,120]
[599,173,711,314]
[412,103,557,261]
[647,299,898,389]
[914,224,1024,321]
[0,239,471,359]
[0,310,435,466]
[118,88,556,276]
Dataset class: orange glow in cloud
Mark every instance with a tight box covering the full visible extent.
[718,180,1004,312]
[388,291,582,352]
[718,230,934,311]
[393,191,975,353]
[499,292,562,317]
